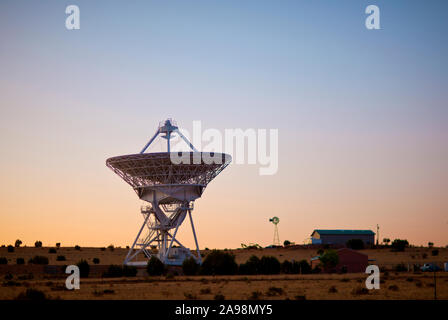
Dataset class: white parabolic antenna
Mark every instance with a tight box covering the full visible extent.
[106,119,231,266]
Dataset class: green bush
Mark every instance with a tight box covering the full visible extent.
[394,263,407,272]
[56,255,66,261]
[249,291,262,300]
[103,289,115,294]
[184,292,197,300]
[319,250,339,271]
[123,265,137,277]
[312,266,322,274]
[352,286,369,295]
[147,256,165,276]
[239,255,261,275]
[391,239,409,252]
[28,256,49,265]
[200,250,238,275]
[239,255,284,275]
[17,273,34,280]
[199,287,211,294]
[3,280,20,287]
[34,241,42,248]
[7,245,14,253]
[259,256,280,275]
[15,289,47,300]
[346,239,365,250]
[238,263,249,275]
[281,260,294,274]
[284,259,312,274]
[182,257,200,275]
[329,285,338,293]
[214,294,225,300]
[74,245,81,250]
[16,258,25,265]
[0,257,7,264]
[388,284,399,291]
[76,259,90,278]
[296,260,312,274]
[103,265,124,278]
[266,286,284,296]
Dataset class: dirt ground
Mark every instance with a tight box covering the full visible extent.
[1,246,447,300]
[1,273,447,300]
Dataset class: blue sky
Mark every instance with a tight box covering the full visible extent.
[1,1,447,247]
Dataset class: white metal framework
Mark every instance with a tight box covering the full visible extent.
[106,119,231,266]
[269,216,280,246]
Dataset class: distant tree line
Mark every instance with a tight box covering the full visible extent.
[150,250,315,276]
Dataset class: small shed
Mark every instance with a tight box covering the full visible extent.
[311,248,369,273]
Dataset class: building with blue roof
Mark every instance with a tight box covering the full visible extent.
[311,229,375,246]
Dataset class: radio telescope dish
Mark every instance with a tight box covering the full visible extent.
[106,119,231,266]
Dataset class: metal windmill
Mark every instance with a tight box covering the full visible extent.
[269,216,280,246]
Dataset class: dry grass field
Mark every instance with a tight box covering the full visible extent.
[2,246,447,267]
[1,246,447,300]
[1,273,447,300]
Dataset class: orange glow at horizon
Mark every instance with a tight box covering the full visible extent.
[1,1,448,250]
[1,89,447,248]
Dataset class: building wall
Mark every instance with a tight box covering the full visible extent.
[337,248,368,273]
[318,234,374,246]
[310,249,369,273]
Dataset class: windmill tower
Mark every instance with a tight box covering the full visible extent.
[376,224,379,246]
[269,216,280,246]
[106,119,231,266]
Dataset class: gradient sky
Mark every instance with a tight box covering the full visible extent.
[1,0,447,248]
